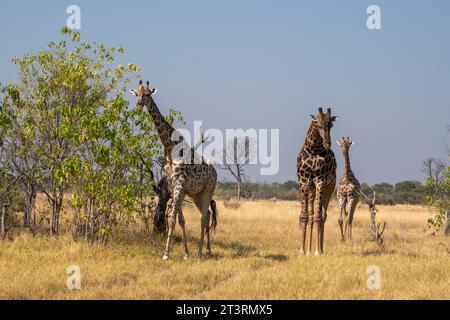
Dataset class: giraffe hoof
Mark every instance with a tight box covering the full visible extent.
[314,251,322,256]
[196,253,203,260]
[306,251,312,256]
[162,253,170,261]
[183,253,189,261]
[299,250,306,256]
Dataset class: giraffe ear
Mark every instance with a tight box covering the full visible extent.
[336,140,341,146]
[331,116,338,122]
[350,141,355,146]
[146,88,158,96]
[309,115,317,121]
[130,89,138,96]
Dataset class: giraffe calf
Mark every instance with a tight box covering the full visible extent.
[336,137,360,242]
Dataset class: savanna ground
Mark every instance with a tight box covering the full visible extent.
[0,199,449,300]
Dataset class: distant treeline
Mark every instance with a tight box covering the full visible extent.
[216,180,430,205]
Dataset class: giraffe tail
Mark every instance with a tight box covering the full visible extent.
[209,200,218,232]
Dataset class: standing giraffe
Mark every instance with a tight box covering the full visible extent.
[336,137,360,241]
[131,81,218,260]
[297,108,337,256]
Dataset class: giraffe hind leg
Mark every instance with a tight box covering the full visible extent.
[193,189,214,259]
[338,196,347,242]
[178,210,189,260]
[205,209,212,255]
[320,186,333,253]
[346,195,359,241]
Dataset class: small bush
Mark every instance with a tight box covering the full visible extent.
[223,198,240,210]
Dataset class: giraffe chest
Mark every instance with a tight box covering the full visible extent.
[337,179,360,195]
[297,151,336,184]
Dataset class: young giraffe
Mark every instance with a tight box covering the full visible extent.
[336,137,360,241]
[297,108,337,256]
[131,81,218,260]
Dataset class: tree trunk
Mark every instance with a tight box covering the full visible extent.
[153,178,170,234]
[445,211,450,236]
[1,204,6,239]
[50,192,63,235]
[236,164,242,201]
[24,182,36,228]
[237,178,242,201]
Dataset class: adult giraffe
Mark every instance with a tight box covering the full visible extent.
[297,108,337,256]
[131,81,218,260]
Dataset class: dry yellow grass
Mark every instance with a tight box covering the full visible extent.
[0,200,449,299]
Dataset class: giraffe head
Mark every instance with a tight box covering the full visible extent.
[336,137,355,152]
[130,80,158,110]
[309,108,337,150]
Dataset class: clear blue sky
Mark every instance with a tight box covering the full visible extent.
[1,0,449,184]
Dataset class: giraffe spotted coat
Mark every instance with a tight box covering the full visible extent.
[336,137,360,241]
[297,108,337,256]
[132,81,218,261]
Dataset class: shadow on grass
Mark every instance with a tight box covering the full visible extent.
[361,248,394,256]
[261,254,289,262]
[113,230,279,261]
[213,240,257,258]
[361,248,419,258]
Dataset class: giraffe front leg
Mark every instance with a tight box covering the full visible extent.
[313,183,324,256]
[307,189,315,255]
[320,179,335,253]
[299,185,309,256]
[320,206,328,253]
[162,188,184,261]
[162,207,176,261]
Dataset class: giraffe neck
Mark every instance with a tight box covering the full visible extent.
[144,97,176,152]
[343,149,355,179]
[303,123,325,154]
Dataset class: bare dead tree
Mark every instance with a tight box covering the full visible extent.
[422,157,449,235]
[219,137,254,201]
[422,158,446,192]
[359,191,386,246]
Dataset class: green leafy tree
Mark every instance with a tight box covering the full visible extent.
[424,161,450,232]
[1,27,174,239]
[372,183,394,195]
[1,85,40,228]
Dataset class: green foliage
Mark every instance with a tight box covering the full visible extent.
[216,180,429,204]
[426,166,450,230]
[0,27,176,240]
[217,181,299,200]
[360,181,427,205]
